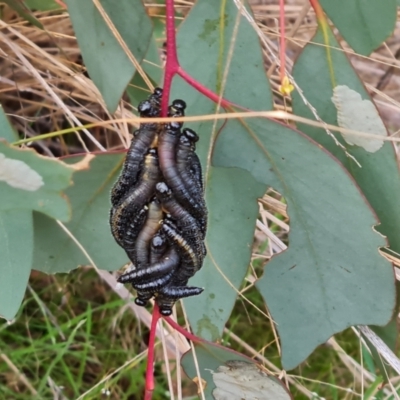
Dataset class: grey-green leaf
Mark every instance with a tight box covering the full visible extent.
[181,341,292,399]
[66,0,153,112]
[126,37,162,106]
[32,154,127,273]
[214,118,395,370]
[0,106,17,142]
[25,0,61,11]
[3,0,43,29]
[0,209,33,321]
[0,142,73,221]
[319,0,397,55]
[291,26,400,255]
[184,167,265,341]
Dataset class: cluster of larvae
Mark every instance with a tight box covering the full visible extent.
[110,88,207,316]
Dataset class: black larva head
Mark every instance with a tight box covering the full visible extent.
[138,99,152,115]
[172,99,186,111]
[183,128,199,143]
[153,87,163,98]
[159,307,173,316]
[168,100,186,119]
[135,297,148,307]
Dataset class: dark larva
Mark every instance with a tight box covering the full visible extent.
[110,89,163,206]
[113,207,147,251]
[176,128,203,193]
[160,217,202,277]
[110,149,161,259]
[158,129,207,230]
[156,286,204,316]
[119,247,179,285]
[134,198,163,267]
[134,233,169,307]
[156,182,206,256]
[149,233,167,264]
[175,128,207,233]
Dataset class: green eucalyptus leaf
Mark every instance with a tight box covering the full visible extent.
[292,26,400,366]
[184,165,265,342]
[181,341,292,400]
[32,153,127,273]
[173,0,395,371]
[0,209,33,321]
[292,26,400,255]
[3,0,43,29]
[65,0,153,113]
[126,37,162,106]
[0,142,73,221]
[319,0,397,55]
[25,0,61,11]
[214,117,395,370]
[0,107,17,142]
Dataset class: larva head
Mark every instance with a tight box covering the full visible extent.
[134,297,148,307]
[159,305,173,316]
[138,90,162,117]
[183,128,199,143]
[148,87,163,109]
[153,87,163,98]
[138,99,152,116]
[171,99,186,115]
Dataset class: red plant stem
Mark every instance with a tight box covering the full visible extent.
[163,315,201,343]
[161,0,234,115]
[144,304,161,400]
[161,0,179,116]
[177,67,231,108]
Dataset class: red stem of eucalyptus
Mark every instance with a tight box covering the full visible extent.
[163,315,200,342]
[146,1,243,397]
[144,304,161,400]
[161,0,179,116]
[161,0,232,116]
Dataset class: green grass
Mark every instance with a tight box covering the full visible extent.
[1,263,399,399]
[0,269,169,399]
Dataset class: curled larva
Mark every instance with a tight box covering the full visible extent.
[156,182,206,262]
[158,119,207,231]
[160,216,203,277]
[110,149,161,259]
[134,233,170,307]
[134,198,163,268]
[111,88,163,206]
